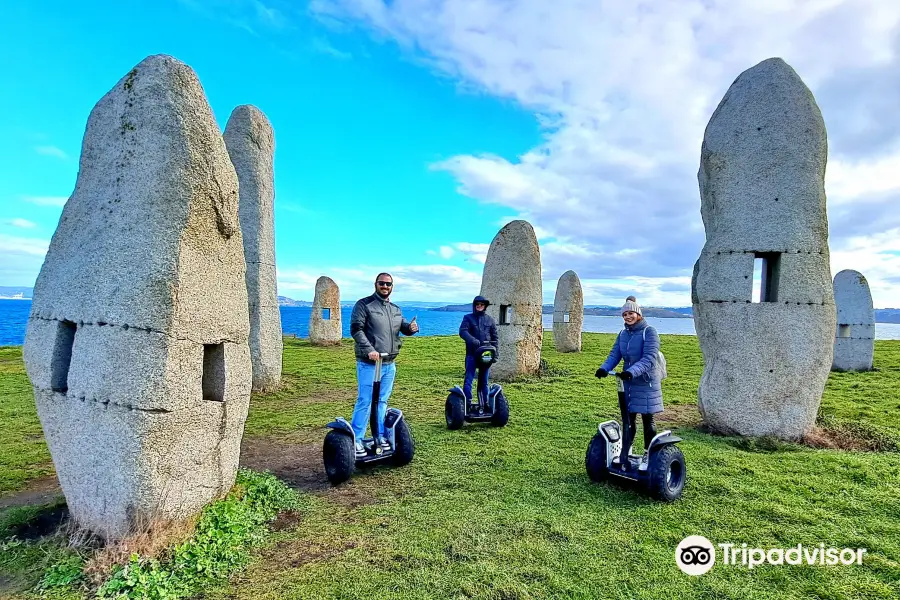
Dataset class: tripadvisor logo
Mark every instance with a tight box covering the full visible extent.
[675,536,867,576]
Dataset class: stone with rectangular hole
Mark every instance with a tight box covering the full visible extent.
[832,269,874,372]
[479,220,542,380]
[309,276,342,346]
[690,57,835,440]
[22,54,252,540]
[552,270,583,352]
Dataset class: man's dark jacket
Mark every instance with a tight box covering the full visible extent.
[459,295,498,356]
[350,293,416,363]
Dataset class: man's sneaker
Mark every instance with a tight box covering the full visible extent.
[377,436,391,449]
[355,440,366,457]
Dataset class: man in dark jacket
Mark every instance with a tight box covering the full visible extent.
[458,295,498,401]
[349,272,418,456]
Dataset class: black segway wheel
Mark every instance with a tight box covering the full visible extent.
[323,430,355,485]
[445,393,465,430]
[585,433,610,482]
[647,445,685,502]
[490,390,509,427]
[392,418,415,466]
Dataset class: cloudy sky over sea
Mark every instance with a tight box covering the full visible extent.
[1,1,898,307]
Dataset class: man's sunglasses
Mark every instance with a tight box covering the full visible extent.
[376,281,393,287]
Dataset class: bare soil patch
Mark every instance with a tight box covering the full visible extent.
[0,475,62,511]
[240,436,377,508]
[656,404,702,427]
[802,426,895,452]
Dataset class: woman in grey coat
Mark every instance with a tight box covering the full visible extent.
[595,296,663,469]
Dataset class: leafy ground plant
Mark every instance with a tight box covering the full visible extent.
[93,469,303,599]
[1,470,303,599]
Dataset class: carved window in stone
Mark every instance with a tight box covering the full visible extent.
[752,252,781,303]
[322,308,331,320]
[838,325,851,338]
[563,312,570,323]
[50,320,77,393]
[202,343,226,402]
[499,305,512,325]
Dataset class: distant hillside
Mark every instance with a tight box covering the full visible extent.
[431,303,692,318]
[277,296,312,307]
[876,309,900,323]
[4,287,900,323]
[0,286,33,299]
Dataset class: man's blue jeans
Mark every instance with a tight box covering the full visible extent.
[462,354,477,401]
[351,360,396,440]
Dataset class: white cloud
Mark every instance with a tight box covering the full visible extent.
[34,145,68,159]
[22,195,68,207]
[452,242,489,264]
[316,0,900,307]
[6,219,36,229]
[0,234,50,284]
[0,234,49,257]
[311,37,352,59]
[438,245,454,259]
[826,150,900,204]
[277,263,482,302]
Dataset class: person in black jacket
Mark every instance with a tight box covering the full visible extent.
[458,295,498,401]
[349,272,419,456]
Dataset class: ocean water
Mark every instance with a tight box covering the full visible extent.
[2,299,900,345]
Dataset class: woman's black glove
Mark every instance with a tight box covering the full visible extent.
[618,371,633,381]
[595,368,608,378]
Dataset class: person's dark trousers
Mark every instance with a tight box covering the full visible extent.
[462,354,477,401]
[619,413,658,467]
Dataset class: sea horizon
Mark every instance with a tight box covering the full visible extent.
[3,299,900,345]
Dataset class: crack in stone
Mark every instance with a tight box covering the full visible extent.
[39,390,174,413]
[28,315,241,346]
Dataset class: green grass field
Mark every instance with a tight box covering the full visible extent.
[1,334,899,599]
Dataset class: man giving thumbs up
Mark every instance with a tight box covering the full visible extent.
[348,272,419,454]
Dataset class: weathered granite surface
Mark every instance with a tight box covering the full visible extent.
[691,57,835,440]
[480,220,543,380]
[23,54,252,539]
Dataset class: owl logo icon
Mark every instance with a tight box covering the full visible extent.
[676,535,716,575]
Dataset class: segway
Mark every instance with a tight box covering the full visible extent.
[323,353,415,485]
[585,371,685,501]
[445,344,509,429]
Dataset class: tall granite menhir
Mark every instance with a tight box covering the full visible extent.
[691,57,835,440]
[480,220,543,380]
[224,105,282,392]
[832,269,875,372]
[552,270,583,352]
[309,276,342,346]
[23,55,253,540]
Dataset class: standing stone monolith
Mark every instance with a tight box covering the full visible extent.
[691,57,835,440]
[479,220,542,380]
[224,105,282,392]
[22,54,252,540]
[832,269,875,372]
[552,270,583,352]
[309,276,342,346]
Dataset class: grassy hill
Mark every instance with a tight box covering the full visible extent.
[1,335,898,598]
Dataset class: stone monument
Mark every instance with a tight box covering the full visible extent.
[309,276,342,346]
[224,105,282,392]
[691,57,835,440]
[23,54,252,539]
[552,270,583,352]
[479,220,543,380]
[832,269,875,371]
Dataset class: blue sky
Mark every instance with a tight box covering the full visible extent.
[2,1,900,307]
